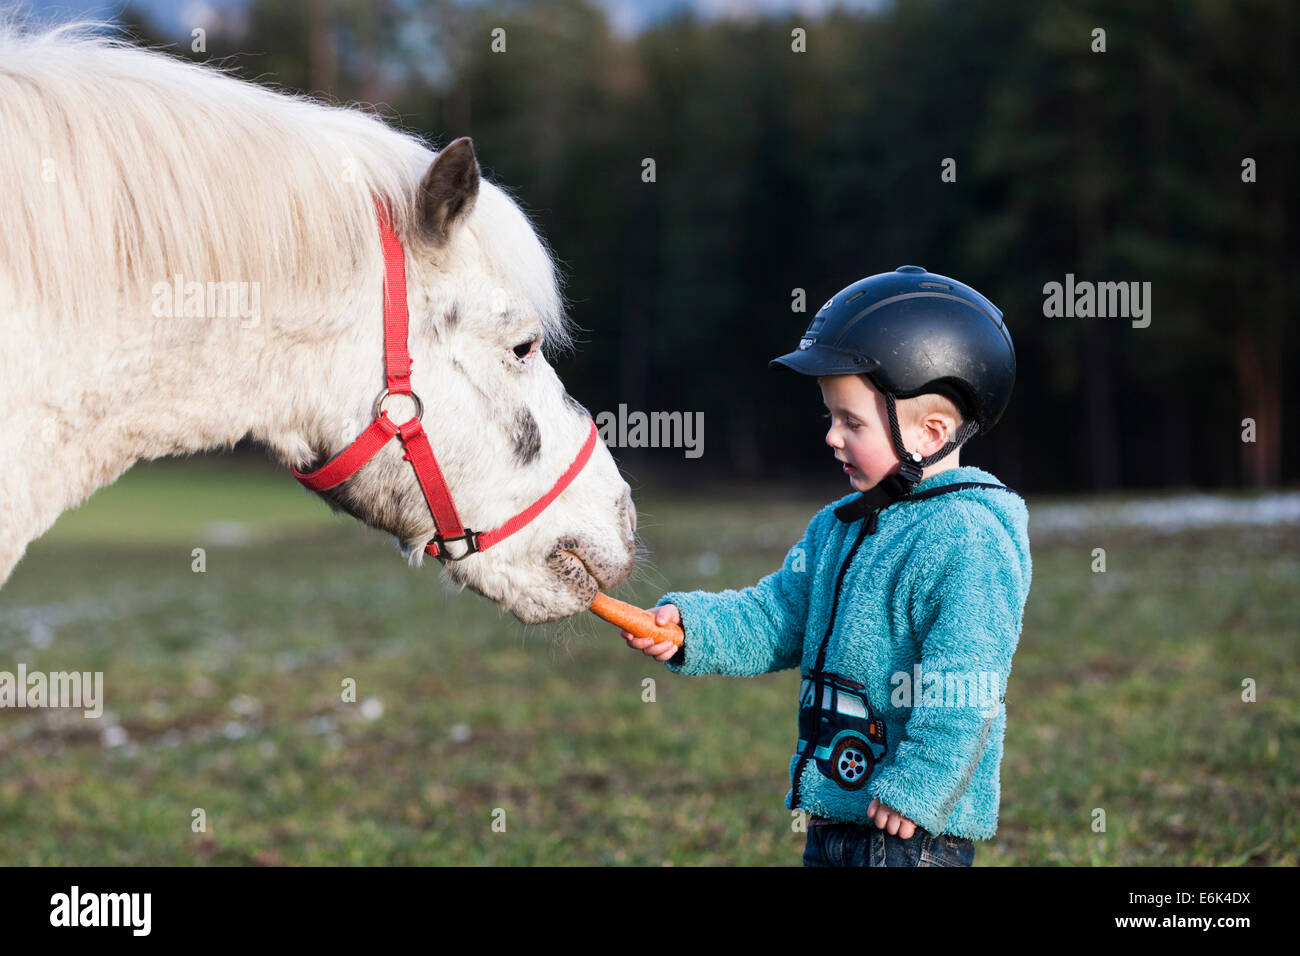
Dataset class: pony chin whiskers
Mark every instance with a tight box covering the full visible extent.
[399,538,430,567]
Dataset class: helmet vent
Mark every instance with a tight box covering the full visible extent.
[919,281,952,290]
[845,290,866,305]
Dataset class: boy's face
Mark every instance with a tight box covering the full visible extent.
[817,374,900,492]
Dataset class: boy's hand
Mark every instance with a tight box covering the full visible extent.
[621,604,682,662]
[866,798,918,839]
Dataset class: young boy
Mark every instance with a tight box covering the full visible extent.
[621,266,1032,867]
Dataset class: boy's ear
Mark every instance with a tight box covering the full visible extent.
[916,411,959,457]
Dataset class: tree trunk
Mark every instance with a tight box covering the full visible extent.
[307,0,338,96]
[1234,324,1283,487]
[1075,81,1121,490]
[1162,391,1191,488]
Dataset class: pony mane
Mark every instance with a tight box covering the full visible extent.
[0,18,572,351]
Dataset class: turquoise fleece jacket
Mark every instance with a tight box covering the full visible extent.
[654,466,1031,840]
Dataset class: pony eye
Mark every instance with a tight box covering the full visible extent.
[513,338,538,359]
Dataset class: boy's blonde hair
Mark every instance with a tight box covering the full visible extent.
[899,391,965,429]
[858,374,965,431]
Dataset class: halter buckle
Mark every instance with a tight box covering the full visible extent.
[433,529,482,561]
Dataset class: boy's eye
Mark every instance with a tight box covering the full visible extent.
[823,411,860,430]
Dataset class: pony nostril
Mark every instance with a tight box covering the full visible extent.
[628,499,637,534]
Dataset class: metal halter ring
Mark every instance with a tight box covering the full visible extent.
[373,388,424,422]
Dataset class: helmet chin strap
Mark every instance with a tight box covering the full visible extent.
[883,391,981,486]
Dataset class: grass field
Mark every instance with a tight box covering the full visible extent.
[0,457,1295,865]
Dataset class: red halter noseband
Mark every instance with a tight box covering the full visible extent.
[291,199,600,561]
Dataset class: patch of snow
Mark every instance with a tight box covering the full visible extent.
[1031,492,1300,538]
[202,521,252,546]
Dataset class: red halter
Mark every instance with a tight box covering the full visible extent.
[291,199,600,561]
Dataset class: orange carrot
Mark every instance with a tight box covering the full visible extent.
[589,591,684,647]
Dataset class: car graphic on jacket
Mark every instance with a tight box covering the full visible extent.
[797,672,887,790]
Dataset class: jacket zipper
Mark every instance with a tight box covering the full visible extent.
[791,517,872,808]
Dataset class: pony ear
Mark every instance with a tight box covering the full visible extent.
[417,136,480,246]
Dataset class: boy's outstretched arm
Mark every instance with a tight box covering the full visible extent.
[647,507,833,678]
[864,522,1030,838]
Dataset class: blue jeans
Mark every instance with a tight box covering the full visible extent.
[802,818,975,867]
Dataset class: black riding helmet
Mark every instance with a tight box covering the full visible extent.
[769,266,1015,486]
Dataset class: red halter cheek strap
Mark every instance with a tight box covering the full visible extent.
[291,198,600,561]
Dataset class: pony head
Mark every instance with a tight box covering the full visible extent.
[300,138,637,624]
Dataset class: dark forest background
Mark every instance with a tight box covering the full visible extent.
[119,0,1297,493]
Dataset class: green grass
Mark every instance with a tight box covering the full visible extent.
[0,458,1295,865]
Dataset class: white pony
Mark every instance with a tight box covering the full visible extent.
[0,22,637,623]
